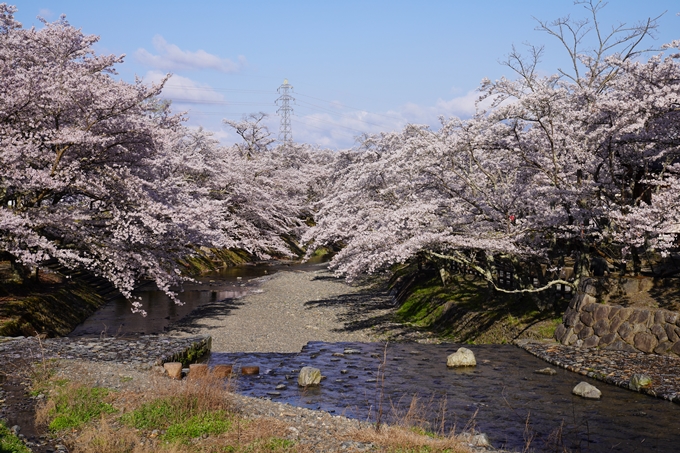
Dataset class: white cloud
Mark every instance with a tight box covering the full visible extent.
[38,8,54,19]
[143,71,225,104]
[136,35,246,73]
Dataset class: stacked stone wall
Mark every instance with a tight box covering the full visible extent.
[555,280,680,355]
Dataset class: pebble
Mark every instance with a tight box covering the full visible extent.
[516,339,680,404]
[0,334,210,366]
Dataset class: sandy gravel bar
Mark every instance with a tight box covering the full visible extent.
[516,339,680,403]
[167,269,408,352]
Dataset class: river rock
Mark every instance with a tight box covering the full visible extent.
[212,364,233,378]
[629,374,652,391]
[189,363,208,379]
[446,347,476,367]
[534,367,557,375]
[459,432,491,447]
[163,362,183,380]
[572,381,601,399]
[298,366,322,387]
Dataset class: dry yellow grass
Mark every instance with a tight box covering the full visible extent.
[350,424,475,453]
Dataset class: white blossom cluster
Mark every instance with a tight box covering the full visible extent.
[305,8,680,287]
[0,5,327,314]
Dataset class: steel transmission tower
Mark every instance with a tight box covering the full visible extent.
[276,79,294,146]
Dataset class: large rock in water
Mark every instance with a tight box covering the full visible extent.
[572,381,601,399]
[446,347,476,367]
[298,366,322,387]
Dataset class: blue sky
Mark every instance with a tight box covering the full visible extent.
[13,1,680,149]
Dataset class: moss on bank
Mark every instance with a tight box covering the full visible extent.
[0,280,107,337]
[393,268,567,344]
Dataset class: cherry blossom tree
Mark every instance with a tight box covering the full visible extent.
[305,2,680,291]
[0,6,228,313]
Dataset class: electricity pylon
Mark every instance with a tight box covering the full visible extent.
[276,79,294,146]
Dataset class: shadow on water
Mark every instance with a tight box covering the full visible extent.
[210,342,680,452]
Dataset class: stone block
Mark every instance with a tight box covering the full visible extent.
[631,309,650,325]
[632,323,648,335]
[189,363,208,380]
[211,365,233,378]
[654,341,674,355]
[584,284,598,296]
[633,332,658,353]
[618,307,633,322]
[241,366,260,375]
[569,293,584,310]
[554,324,567,342]
[592,319,610,337]
[583,335,600,349]
[665,324,680,343]
[599,332,617,347]
[563,308,579,327]
[605,340,638,353]
[583,302,597,313]
[578,326,594,340]
[654,311,666,325]
[580,312,594,327]
[650,324,668,342]
[559,327,574,345]
[566,333,578,345]
[608,305,621,320]
[618,322,634,342]
[672,341,680,356]
[594,305,611,322]
[574,322,584,334]
[665,312,678,324]
[163,362,183,380]
[609,315,625,333]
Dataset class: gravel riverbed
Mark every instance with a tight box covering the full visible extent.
[5,268,680,452]
[1,268,494,452]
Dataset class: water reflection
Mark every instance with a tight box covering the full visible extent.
[69,263,277,337]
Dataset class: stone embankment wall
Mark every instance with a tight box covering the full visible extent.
[555,279,680,355]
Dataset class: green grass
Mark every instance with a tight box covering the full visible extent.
[222,437,296,452]
[393,269,568,344]
[120,397,181,430]
[163,410,232,443]
[121,396,237,444]
[48,386,117,431]
[0,421,31,453]
[536,317,563,339]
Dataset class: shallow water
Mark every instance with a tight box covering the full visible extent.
[68,263,279,336]
[210,342,680,452]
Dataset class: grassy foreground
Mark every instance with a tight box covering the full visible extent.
[30,363,477,453]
